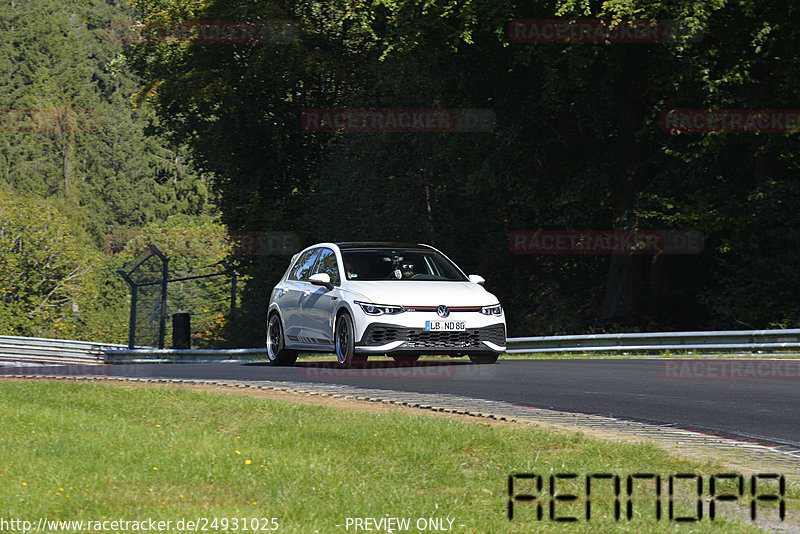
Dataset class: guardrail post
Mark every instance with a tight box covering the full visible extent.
[117,270,137,350]
[159,253,168,349]
[129,286,138,350]
[142,244,170,350]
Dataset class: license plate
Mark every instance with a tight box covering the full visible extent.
[425,321,466,331]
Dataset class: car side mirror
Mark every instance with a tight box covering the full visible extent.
[468,274,485,286]
[309,272,333,290]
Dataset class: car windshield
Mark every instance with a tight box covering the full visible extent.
[341,248,468,281]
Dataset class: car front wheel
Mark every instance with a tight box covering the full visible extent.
[335,312,356,368]
[468,352,499,364]
[266,313,298,366]
[392,355,419,364]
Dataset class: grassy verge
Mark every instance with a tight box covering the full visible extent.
[0,380,793,533]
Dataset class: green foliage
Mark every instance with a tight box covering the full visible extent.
[0,188,98,338]
[0,0,219,341]
[2,0,792,341]
[76,255,131,344]
[0,0,215,236]
[124,0,800,339]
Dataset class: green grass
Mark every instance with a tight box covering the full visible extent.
[0,380,793,533]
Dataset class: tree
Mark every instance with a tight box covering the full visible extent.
[0,0,221,341]
[0,0,216,243]
[0,187,98,338]
[125,0,800,339]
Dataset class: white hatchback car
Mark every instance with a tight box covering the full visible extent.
[266,242,506,367]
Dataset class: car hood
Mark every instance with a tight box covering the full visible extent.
[342,281,499,307]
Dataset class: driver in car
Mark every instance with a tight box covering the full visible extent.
[401,263,414,278]
[344,261,357,279]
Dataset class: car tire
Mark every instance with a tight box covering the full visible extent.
[468,352,499,364]
[335,312,357,368]
[266,313,298,366]
[392,355,420,364]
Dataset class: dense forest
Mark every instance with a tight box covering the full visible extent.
[0,0,219,343]
[2,0,798,346]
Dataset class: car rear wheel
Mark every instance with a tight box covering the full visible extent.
[468,352,499,364]
[266,314,298,366]
[335,312,356,368]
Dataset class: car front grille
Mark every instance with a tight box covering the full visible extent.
[361,324,506,349]
[406,330,481,348]
[364,326,406,345]
[481,324,506,346]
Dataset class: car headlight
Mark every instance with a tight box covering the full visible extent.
[480,304,503,316]
[355,301,405,316]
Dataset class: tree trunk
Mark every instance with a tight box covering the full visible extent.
[600,82,647,323]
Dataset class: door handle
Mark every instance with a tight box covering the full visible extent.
[303,290,311,297]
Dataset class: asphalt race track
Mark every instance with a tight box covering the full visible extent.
[105,358,799,448]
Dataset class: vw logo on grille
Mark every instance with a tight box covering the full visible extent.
[436,305,450,318]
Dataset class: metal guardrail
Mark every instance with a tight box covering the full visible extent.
[106,328,800,362]
[505,329,800,353]
[0,335,127,365]
[2,329,799,366]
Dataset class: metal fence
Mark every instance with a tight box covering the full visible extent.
[106,328,800,362]
[118,246,168,349]
[118,245,237,349]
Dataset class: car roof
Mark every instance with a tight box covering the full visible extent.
[335,242,434,250]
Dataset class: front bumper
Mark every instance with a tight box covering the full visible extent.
[355,322,506,355]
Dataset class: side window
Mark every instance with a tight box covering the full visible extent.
[314,248,341,286]
[289,249,319,281]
